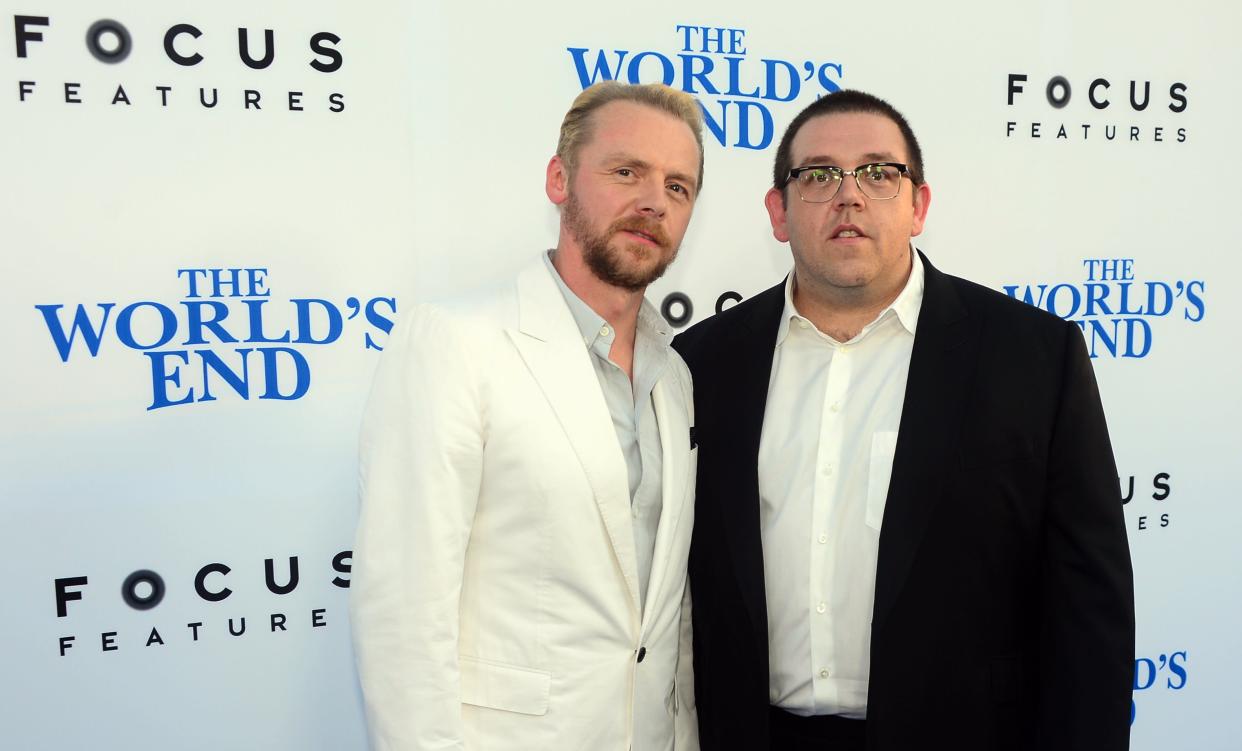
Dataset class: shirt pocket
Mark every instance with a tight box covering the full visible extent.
[865,431,899,531]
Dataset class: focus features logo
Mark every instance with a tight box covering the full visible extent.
[54,551,352,657]
[659,289,744,330]
[568,23,844,151]
[1120,470,1172,533]
[1003,258,1204,359]
[1005,73,1187,144]
[12,15,345,113]
[36,267,397,410]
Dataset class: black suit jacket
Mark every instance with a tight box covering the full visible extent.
[674,252,1134,751]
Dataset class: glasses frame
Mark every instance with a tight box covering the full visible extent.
[785,162,911,203]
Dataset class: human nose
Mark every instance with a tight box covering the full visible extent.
[635,175,668,218]
[834,170,866,208]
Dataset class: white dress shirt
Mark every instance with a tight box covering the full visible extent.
[758,249,924,718]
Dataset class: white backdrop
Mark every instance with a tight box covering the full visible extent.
[2,1,1238,748]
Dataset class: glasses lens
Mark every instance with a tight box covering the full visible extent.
[795,168,843,203]
[857,164,903,199]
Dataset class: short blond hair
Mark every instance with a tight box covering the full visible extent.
[556,81,705,192]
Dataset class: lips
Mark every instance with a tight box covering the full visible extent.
[624,229,659,244]
[613,218,669,249]
[831,223,866,239]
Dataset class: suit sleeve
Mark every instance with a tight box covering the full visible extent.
[351,304,484,751]
[1037,322,1135,750]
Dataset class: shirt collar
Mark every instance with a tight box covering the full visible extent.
[543,250,672,358]
[775,247,925,346]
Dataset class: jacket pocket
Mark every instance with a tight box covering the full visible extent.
[866,431,899,530]
[459,656,551,716]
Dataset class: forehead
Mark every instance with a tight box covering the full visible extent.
[790,111,908,166]
[579,100,700,172]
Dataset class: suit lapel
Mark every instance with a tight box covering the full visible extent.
[507,261,641,618]
[872,253,979,631]
[640,372,690,633]
[715,283,786,648]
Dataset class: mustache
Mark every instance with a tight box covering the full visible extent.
[610,216,670,249]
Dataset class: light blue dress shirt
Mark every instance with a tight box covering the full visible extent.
[544,251,668,610]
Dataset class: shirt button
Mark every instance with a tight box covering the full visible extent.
[819,668,829,679]
[818,533,827,544]
[816,602,826,614]
[797,319,810,329]
[600,325,611,337]
[829,402,840,412]
[822,464,833,476]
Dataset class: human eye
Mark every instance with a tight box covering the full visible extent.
[801,167,840,185]
[862,164,898,183]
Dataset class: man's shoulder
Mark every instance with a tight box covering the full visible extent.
[673,281,784,362]
[407,270,523,329]
[927,262,1080,365]
[387,274,522,360]
[940,268,1072,336]
[429,280,517,323]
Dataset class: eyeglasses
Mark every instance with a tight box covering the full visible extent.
[785,162,911,203]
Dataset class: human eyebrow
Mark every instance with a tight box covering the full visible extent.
[796,152,900,168]
[603,153,697,194]
[666,170,698,194]
[601,153,649,171]
[859,152,899,164]
[796,155,839,168]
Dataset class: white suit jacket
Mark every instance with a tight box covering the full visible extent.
[351,257,699,750]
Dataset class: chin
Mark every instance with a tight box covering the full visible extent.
[820,260,874,283]
[616,241,656,262]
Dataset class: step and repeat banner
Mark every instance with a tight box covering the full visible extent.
[2,1,1237,749]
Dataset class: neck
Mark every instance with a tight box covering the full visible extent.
[792,251,912,342]
[550,242,645,348]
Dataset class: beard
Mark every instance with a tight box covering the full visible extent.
[562,192,678,292]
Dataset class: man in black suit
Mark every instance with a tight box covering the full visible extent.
[674,90,1134,750]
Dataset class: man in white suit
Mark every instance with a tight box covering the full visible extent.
[351,81,704,750]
